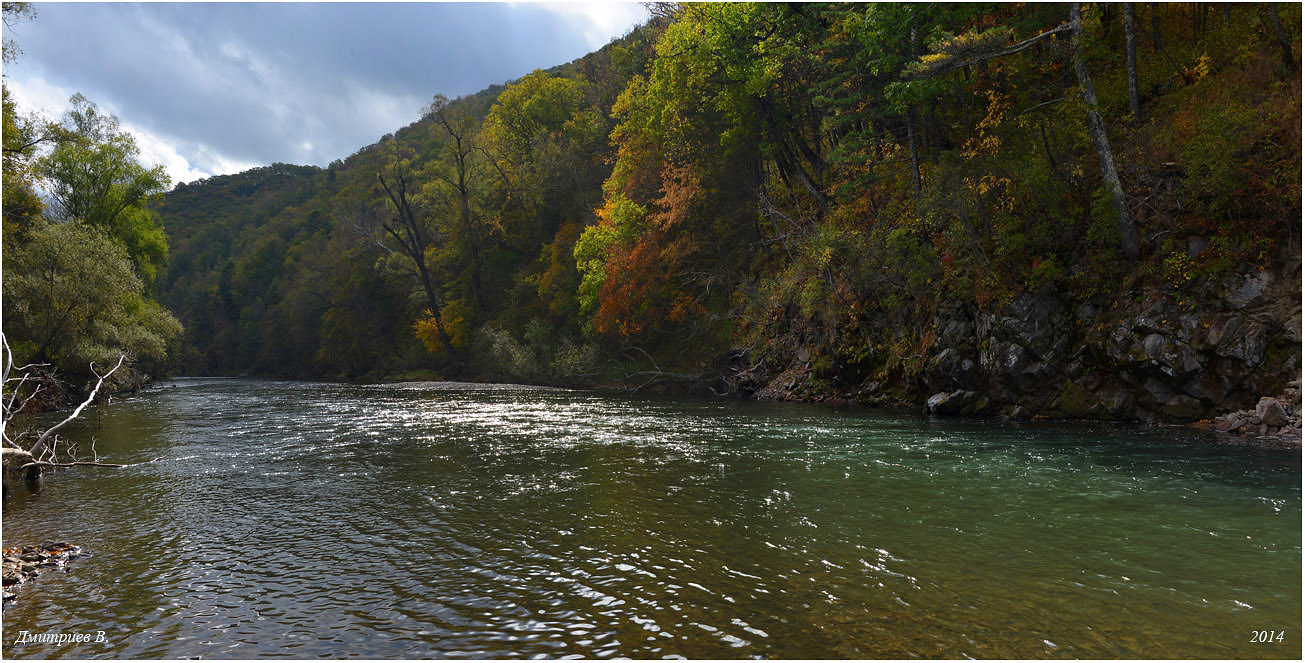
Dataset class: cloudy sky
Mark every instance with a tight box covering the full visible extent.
[3,2,649,185]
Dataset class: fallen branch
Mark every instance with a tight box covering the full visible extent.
[27,354,126,461]
[19,456,162,471]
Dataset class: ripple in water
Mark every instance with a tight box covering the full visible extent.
[2,379,1299,659]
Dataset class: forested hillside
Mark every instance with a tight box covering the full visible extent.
[154,3,1302,422]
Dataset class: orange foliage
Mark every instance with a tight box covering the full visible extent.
[650,163,702,231]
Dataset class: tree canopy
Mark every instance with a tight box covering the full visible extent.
[135,2,1298,394]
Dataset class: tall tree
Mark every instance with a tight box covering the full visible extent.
[41,94,172,283]
[1,1,35,64]
[426,94,492,311]
[1261,3,1297,75]
[367,138,454,352]
[2,221,182,375]
[1070,3,1138,262]
[2,85,48,238]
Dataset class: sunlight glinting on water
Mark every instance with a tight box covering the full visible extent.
[1,379,1299,659]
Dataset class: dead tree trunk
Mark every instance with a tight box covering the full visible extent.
[1071,3,1140,263]
[2,342,150,490]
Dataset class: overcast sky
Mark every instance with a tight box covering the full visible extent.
[3,2,649,185]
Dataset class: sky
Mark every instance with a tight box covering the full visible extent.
[2,1,650,185]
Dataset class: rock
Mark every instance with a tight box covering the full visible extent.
[1009,405,1033,421]
[928,389,980,416]
[1223,271,1274,310]
[2,542,84,604]
[1051,381,1101,419]
[1256,397,1288,427]
[1142,377,1174,405]
[1161,394,1205,421]
[1219,416,1245,433]
[1225,321,1272,366]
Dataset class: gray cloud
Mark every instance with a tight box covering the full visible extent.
[5,2,647,181]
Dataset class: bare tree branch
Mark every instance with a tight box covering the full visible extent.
[27,353,126,460]
[20,456,162,470]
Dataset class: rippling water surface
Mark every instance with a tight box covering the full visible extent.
[2,378,1300,658]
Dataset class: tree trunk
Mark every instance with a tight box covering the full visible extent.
[415,258,454,351]
[1071,3,1139,263]
[1262,4,1297,75]
[1151,2,1163,51]
[377,170,454,352]
[906,109,922,198]
[1124,3,1141,122]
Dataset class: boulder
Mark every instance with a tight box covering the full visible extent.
[1161,394,1206,421]
[1256,397,1288,427]
[927,389,981,416]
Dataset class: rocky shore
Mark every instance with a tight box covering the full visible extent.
[740,266,1301,444]
[1196,379,1302,449]
[2,542,83,605]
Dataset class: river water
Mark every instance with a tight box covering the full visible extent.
[2,378,1299,658]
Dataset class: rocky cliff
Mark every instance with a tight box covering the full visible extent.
[748,264,1301,432]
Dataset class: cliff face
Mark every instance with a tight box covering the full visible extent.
[749,263,1301,426]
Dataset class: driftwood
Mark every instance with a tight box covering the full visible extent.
[2,334,147,486]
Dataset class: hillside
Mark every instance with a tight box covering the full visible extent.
[153,3,1301,423]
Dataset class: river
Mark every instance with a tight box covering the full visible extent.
[2,378,1300,658]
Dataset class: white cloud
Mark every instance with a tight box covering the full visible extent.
[4,75,71,123]
[5,75,252,185]
[527,2,649,48]
[126,125,215,185]
[4,3,651,187]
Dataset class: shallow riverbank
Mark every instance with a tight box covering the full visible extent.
[1,542,83,606]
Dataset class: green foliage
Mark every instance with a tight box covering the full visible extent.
[472,322,600,385]
[2,85,47,239]
[147,2,1299,390]
[40,94,172,283]
[1178,99,1259,220]
[3,222,182,378]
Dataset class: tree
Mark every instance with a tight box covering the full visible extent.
[1,1,35,65]
[1260,3,1297,75]
[906,4,1139,263]
[2,221,182,378]
[2,3,48,240]
[426,94,493,312]
[2,85,48,239]
[349,135,455,353]
[40,94,172,283]
[1124,3,1140,122]
[1069,3,1138,263]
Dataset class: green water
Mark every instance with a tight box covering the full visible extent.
[2,378,1300,658]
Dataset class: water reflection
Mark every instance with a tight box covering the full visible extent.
[2,379,1299,659]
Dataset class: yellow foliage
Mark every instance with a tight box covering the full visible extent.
[412,301,472,354]
[963,90,1010,160]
